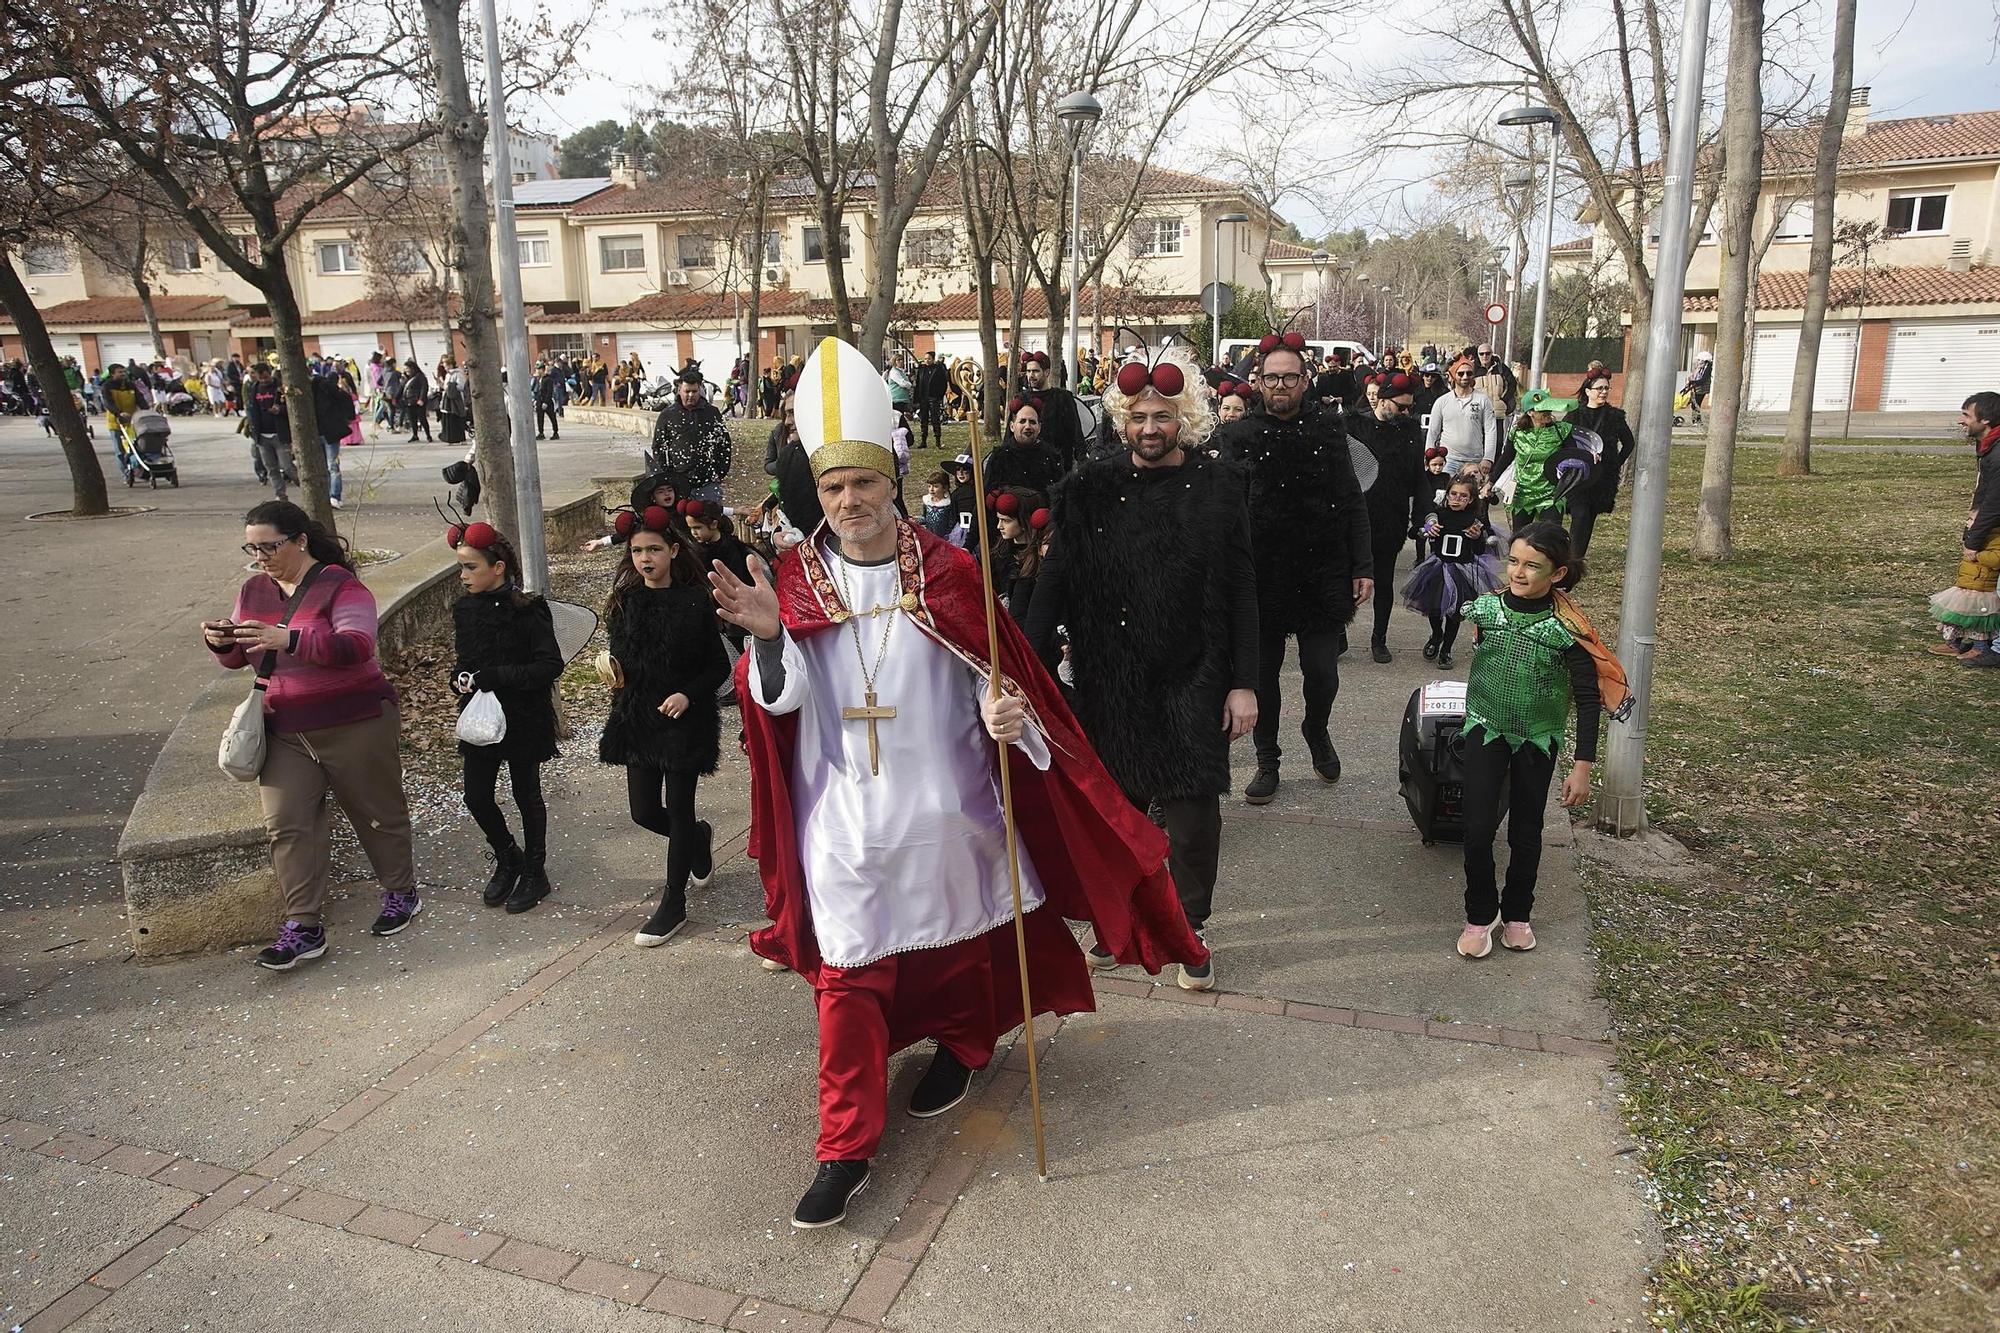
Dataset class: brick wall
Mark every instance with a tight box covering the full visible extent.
[1851,319,1890,411]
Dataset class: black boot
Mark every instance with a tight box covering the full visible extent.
[1244,764,1280,805]
[482,844,522,907]
[689,821,714,890]
[505,851,551,914]
[1303,728,1341,783]
[1370,635,1392,664]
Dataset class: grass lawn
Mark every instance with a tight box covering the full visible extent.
[1579,442,1996,1331]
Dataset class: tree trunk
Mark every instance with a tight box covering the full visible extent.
[419,0,519,541]
[132,272,167,361]
[821,199,856,346]
[1625,282,1654,431]
[1779,0,1856,477]
[0,257,109,515]
[267,275,333,526]
[1691,0,1763,561]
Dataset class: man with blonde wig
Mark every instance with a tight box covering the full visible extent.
[1024,342,1260,992]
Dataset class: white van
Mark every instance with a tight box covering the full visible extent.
[1218,338,1371,370]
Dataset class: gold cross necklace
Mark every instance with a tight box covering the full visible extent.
[834,555,898,776]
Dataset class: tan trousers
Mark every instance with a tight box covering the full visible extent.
[258,702,416,924]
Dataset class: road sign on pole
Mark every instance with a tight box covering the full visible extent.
[1200,282,1235,319]
[1484,302,1507,326]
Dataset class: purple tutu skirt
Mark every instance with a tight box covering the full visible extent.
[1401,552,1500,618]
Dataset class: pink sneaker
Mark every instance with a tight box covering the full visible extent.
[1501,921,1537,951]
[1456,921,1494,959]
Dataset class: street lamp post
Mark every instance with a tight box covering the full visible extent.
[1499,104,1562,390]
[1500,172,1531,368]
[1211,211,1250,367]
[1054,91,1103,389]
[1310,248,1330,340]
[1377,287,1394,360]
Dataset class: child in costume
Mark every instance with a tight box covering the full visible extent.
[919,468,956,538]
[1455,521,1628,960]
[450,522,564,914]
[597,505,733,948]
[989,487,1050,627]
[1403,473,1500,667]
[1491,387,1579,529]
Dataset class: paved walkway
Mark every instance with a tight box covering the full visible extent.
[0,421,1656,1331]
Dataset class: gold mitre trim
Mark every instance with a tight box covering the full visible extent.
[809,439,898,478]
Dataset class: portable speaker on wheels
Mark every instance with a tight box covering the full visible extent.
[1399,681,1478,844]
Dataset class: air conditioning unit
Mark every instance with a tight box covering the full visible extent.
[763,266,783,285]
[665,270,690,287]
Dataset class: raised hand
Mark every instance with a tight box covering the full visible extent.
[709,558,783,641]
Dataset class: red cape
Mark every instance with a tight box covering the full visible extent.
[736,520,1207,999]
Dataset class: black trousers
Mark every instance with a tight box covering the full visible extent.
[626,763,701,898]
[536,402,560,437]
[1461,734,1557,925]
[1369,531,1405,642]
[1118,786,1221,932]
[408,406,432,442]
[1425,612,1464,655]
[1252,622,1342,767]
[1568,501,1603,557]
[917,397,945,448]
[463,751,547,865]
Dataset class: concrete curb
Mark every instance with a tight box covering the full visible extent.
[115,488,601,960]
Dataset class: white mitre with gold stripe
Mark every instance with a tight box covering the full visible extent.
[796,336,897,479]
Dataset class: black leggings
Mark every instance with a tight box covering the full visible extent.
[1252,623,1342,766]
[1370,533,1405,641]
[1461,734,1557,925]
[1426,612,1464,655]
[463,751,547,862]
[626,763,701,895]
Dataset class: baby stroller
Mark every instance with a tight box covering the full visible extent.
[116,408,180,488]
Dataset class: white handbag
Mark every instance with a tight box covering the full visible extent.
[217,565,324,782]
[456,689,507,745]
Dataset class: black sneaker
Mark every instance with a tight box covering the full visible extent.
[482,847,522,907]
[505,864,551,915]
[907,1045,974,1119]
[634,892,686,948]
[1438,650,1455,669]
[1086,943,1117,970]
[1422,634,1440,661]
[1177,929,1214,992]
[1304,730,1341,784]
[1370,638,1392,664]
[689,821,714,890]
[1244,764,1280,806]
[370,892,422,937]
[256,920,327,971]
[792,1159,870,1229]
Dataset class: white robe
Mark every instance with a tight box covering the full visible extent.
[749,543,1049,968]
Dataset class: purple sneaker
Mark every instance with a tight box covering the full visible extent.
[256,920,328,971]
[370,892,423,937]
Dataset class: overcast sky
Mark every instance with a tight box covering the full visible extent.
[511,0,1991,238]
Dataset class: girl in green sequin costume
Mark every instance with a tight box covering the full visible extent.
[1455,522,1604,960]
[1489,388,1577,529]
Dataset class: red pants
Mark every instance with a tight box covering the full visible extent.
[815,939,996,1161]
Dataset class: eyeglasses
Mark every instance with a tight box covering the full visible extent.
[1453,372,1475,381]
[241,539,294,556]
[1261,372,1305,387]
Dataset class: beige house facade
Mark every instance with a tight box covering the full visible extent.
[2,163,1264,378]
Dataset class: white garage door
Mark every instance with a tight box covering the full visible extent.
[1746,323,1856,412]
[318,332,383,366]
[932,331,982,361]
[392,329,449,369]
[1881,319,2000,410]
[689,330,739,384]
[47,333,85,369]
[618,335,679,382]
[97,334,162,370]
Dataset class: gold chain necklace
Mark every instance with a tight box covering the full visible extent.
[833,554,899,775]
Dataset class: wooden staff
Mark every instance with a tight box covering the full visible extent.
[955,360,1049,1180]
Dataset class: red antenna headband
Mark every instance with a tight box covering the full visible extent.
[1257,331,1307,358]
[1019,351,1050,367]
[612,504,676,542]
[1113,359,1186,399]
[446,520,499,549]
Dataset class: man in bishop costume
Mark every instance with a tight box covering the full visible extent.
[710,337,1205,1230]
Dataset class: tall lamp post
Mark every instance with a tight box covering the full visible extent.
[1499,104,1562,390]
[1378,287,1394,359]
[1310,248,1330,339]
[1054,91,1102,388]
[1211,211,1250,367]
[1353,275,1371,356]
[1501,170,1531,367]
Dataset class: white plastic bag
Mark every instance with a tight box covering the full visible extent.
[456,690,507,746]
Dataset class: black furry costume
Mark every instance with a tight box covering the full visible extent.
[649,401,733,492]
[983,438,1065,499]
[1216,403,1374,632]
[1024,451,1259,800]
[597,584,733,774]
[452,591,563,761]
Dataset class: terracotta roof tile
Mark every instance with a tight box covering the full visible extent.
[30,296,237,326]
[1682,264,2000,312]
[1645,108,2000,180]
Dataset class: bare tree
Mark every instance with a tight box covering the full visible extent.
[1778,0,1857,477]
[1692,0,1765,561]
[6,0,439,528]
[65,194,170,361]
